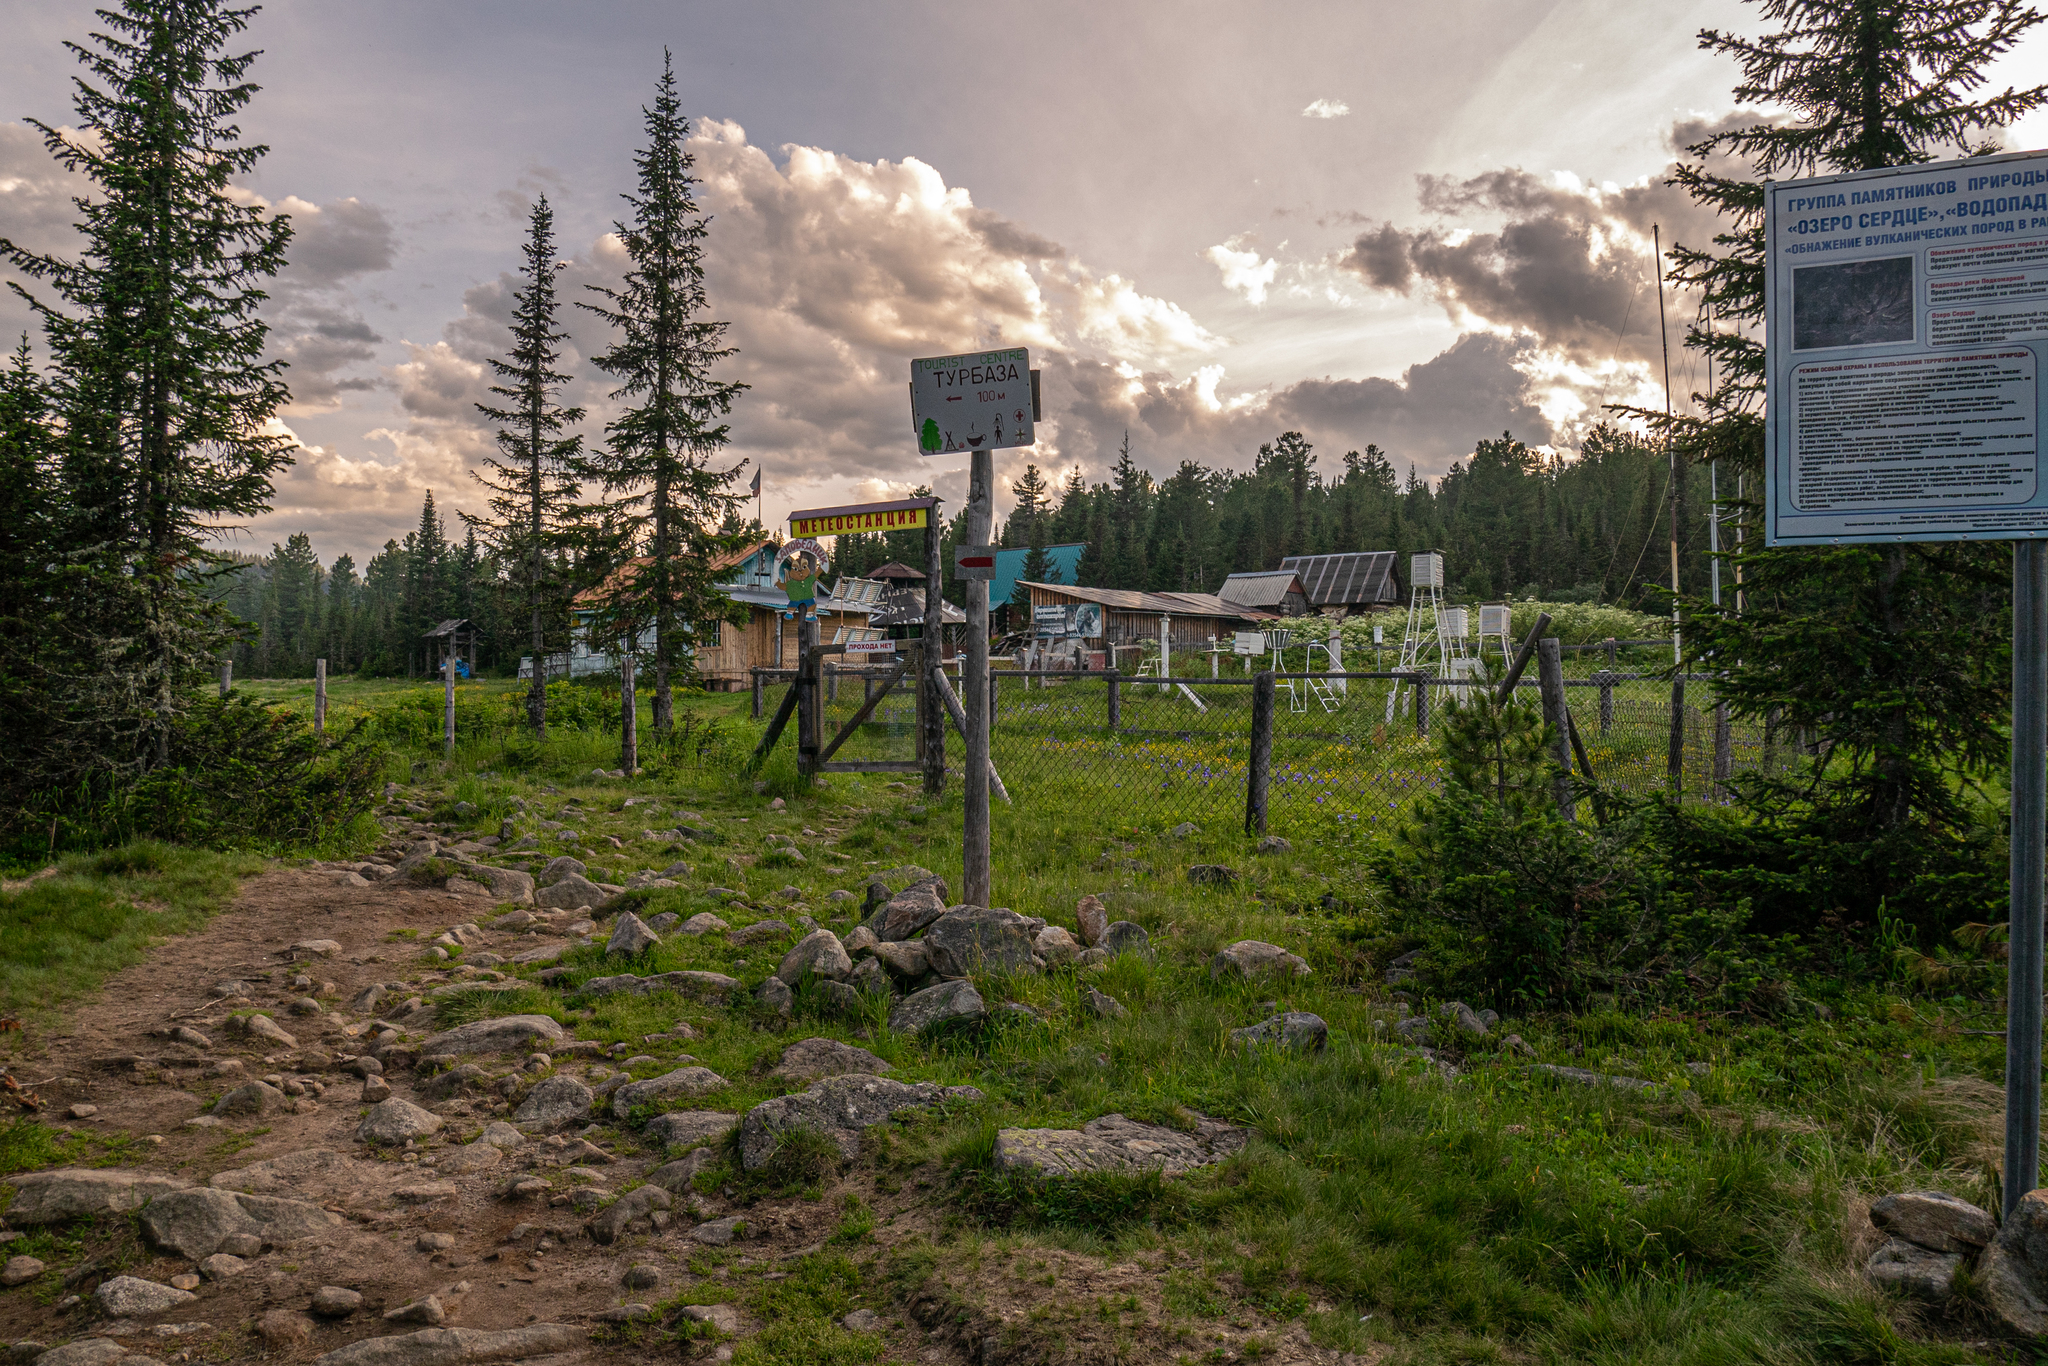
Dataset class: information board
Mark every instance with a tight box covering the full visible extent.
[1767,149,2048,544]
[789,498,932,539]
[911,348,1035,455]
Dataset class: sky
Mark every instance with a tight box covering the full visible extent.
[6,0,2048,566]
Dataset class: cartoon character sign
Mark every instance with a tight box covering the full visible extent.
[776,539,830,621]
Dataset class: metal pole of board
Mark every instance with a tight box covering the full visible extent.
[314,659,326,737]
[443,652,455,756]
[923,508,946,795]
[964,448,994,908]
[2009,539,2048,1218]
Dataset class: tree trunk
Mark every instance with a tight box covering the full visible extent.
[653,467,673,734]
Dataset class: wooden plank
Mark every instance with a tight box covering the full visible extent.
[750,677,800,768]
[817,654,913,764]
[819,760,923,773]
[931,666,1012,805]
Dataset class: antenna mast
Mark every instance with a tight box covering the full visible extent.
[1655,224,1679,663]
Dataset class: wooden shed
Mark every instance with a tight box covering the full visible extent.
[1018,581,1267,653]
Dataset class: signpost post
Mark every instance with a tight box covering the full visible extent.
[1764,148,2048,1215]
[912,347,1039,909]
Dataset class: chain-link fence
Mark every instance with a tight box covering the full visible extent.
[753,656,1801,839]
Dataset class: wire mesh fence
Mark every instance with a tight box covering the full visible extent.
[755,656,1803,839]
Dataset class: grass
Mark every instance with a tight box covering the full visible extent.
[0,841,263,1028]
[4,672,2013,1364]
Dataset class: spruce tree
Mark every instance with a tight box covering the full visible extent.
[581,52,750,731]
[1659,1,2047,852]
[468,197,584,735]
[2,0,293,774]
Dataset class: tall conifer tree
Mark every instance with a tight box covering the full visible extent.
[1661,1,2047,844]
[2,0,293,774]
[469,197,584,736]
[582,52,750,732]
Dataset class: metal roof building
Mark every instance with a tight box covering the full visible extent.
[1277,552,1401,612]
[1217,570,1309,617]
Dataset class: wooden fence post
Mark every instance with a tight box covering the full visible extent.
[1597,670,1615,735]
[1106,668,1121,730]
[796,616,820,782]
[751,667,763,719]
[1537,637,1574,821]
[620,653,638,775]
[314,659,326,737]
[1245,669,1274,836]
[443,656,455,755]
[218,660,232,699]
[1414,674,1430,737]
[1713,698,1731,798]
[1667,674,1687,792]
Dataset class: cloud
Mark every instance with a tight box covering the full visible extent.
[1302,99,1350,120]
[1205,236,1279,305]
[0,122,93,347]
[263,196,399,413]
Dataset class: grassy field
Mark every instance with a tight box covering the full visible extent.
[2,673,2018,1361]
[276,673,2011,1365]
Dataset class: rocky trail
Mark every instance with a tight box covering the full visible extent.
[0,797,1368,1366]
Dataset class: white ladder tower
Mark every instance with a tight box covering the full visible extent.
[1387,551,1468,719]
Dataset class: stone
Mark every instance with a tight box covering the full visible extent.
[737,1074,984,1170]
[888,979,986,1035]
[209,979,249,998]
[770,1037,892,1082]
[385,1296,446,1326]
[645,1110,740,1150]
[1869,1190,1997,1254]
[512,1076,593,1132]
[758,976,794,1016]
[436,1144,504,1176]
[1100,922,1152,960]
[93,1276,195,1318]
[421,1015,567,1055]
[1441,1001,1489,1038]
[680,1303,741,1333]
[578,970,741,1002]
[1081,987,1127,1020]
[994,1112,1248,1178]
[219,1232,264,1257]
[291,939,344,958]
[921,907,1038,977]
[536,874,606,911]
[65,1104,96,1121]
[1254,836,1291,854]
[813,980,864,1015]
[196,1254,247,1282]
[1210,940,1311,981]
[308,1287,363,1320]
[729,920,792,948]
[862,865,942,909]
[140,1188,342,1259]
[1524,1064,1656,1092]
[417,1063,489,1101]
[647,1148,718,1194]
[33,1343,127,1366]
[644,912,680,933]
[868,882,949,942]
[849,958,892,998]
[621,1264,661,1292]
[4,1169,189,1225]
[610,1067,728,1117]
[680,913,728,936]
[356,1098,444,1146]
[689,1217,745,1247]
[1230,1012,1328,1052]
[241,1014,299,1049]
[257,1309,316,1346]
[1,1256,43,1287]
[393,1182,458,1205]
[477,1120,526,1149]
[1168,822,1198,839]
[168,1273,201,1291]
[444,877,489,898]
[869,940,929,981]
[1866,1237,1962,1300]
[539,856,587,886]
[309,1325,583,1366]
[1074,894,1110,947]
[842,925,879,955]
[777,929,853,984]
[1186,864,1237,887]
[1976,1187,2048,1332]
[456,864,534,905]
[346,1055,384,1078]
[605,912,662,956]
[587,1186,671,1244]
[1033,926,1081,967]
[842,1309,880,1332]
[362,1077,392,1103]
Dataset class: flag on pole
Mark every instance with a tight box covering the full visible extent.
[749,466,762,496]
